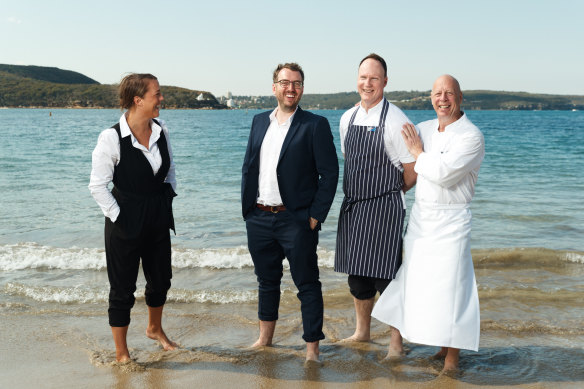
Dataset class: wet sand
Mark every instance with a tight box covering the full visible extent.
[2,292,584,389]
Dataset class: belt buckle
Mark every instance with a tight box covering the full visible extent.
[270,206,279,214]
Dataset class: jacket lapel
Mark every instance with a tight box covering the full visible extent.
[278,107,303,165]
[254,113,271,148]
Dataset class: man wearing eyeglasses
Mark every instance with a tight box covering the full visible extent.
[241,62,339,361]
[334,53,417,359]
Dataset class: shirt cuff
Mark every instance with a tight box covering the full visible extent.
[109,206,121,223]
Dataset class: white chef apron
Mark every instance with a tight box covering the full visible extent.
[371,200,480,351]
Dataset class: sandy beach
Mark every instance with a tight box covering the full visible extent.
[3,271,584,389]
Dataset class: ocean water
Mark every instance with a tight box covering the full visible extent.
[1,108,583,386]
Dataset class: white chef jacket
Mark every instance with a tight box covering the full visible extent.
[414,113,484,205]
[88,113,176,222]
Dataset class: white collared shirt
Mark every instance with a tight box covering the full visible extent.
[88,113,177,222]
[256,107,297,206]
[414,113,484,204]
[339,98,415,169]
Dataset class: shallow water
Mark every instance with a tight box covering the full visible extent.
[1,109,583,387]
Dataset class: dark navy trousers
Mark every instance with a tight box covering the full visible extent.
[246,207,324,342]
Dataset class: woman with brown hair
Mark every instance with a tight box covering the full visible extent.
[89,73,177,362]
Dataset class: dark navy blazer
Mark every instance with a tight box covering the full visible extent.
[241,107,339,228]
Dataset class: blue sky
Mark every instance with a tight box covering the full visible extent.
[1,0,582,97]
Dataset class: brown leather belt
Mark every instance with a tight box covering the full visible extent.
[256,204,287,213]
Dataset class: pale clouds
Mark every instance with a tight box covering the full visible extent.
[7,16,22,24]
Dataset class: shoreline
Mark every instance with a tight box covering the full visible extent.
[0,106,581,111]
[0,106,229,110]
[2,301,583,389]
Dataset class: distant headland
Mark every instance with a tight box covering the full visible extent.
[0,64,226,109]
[1,64,583,111]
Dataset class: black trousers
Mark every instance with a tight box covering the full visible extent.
[246,207,324,343]
[348,274,391,300]
[104,201,172,327]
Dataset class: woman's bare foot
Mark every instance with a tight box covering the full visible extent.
[116,352,132,363]
[146,327,178,350]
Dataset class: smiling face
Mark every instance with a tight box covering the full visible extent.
[431,75,462,124]
[137,79,164,118]
[357,58,388,110]
[272,68,304,113]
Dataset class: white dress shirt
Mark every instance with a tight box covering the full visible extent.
[339,98,415,169]
[414,113,484,205]
[89,113,176,222]
[256,107,297,206]
[340,98,415,208]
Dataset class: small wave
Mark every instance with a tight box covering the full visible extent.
[0,242,105,271]
[472,247,584,267]
[3,243,580,271]
[478,286,583,304]
[172,246,252,269]
[4,282,108,304]
[3,282,257,304]
[563,251,584,264]
[0,243,337,270]
[501,214,566,223]
[168,288,257,304]
[481,319,584,335]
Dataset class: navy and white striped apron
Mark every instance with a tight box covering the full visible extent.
[334,99,405,279]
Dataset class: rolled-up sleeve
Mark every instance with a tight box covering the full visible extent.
[88,129,121,222]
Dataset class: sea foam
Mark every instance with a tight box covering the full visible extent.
[0,243,337,270]
[4,282,258,304]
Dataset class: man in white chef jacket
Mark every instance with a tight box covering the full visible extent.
[372,74,485,372]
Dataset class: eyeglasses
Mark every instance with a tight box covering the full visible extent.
[275,80,304,88]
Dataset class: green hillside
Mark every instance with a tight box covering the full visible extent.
[0,64,226,109]
[232,90,584,111]
[1,64,582,110]
[0,64,99,85]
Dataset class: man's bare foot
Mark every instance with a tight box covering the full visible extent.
[306,341,319,361]
[342,297,374,343]
[432,347,448,360]
[250,338,272,348]
[339,332,370,343]
[146,328,178,351]
[250,320,276,348]
[442,347,459,372]
[441,364,460,375]
[383,327,404,359]
[384,345,405,360]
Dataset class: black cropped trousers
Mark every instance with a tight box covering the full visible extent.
[104,198,172,327]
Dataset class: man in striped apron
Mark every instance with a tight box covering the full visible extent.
[334,54,417,358]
